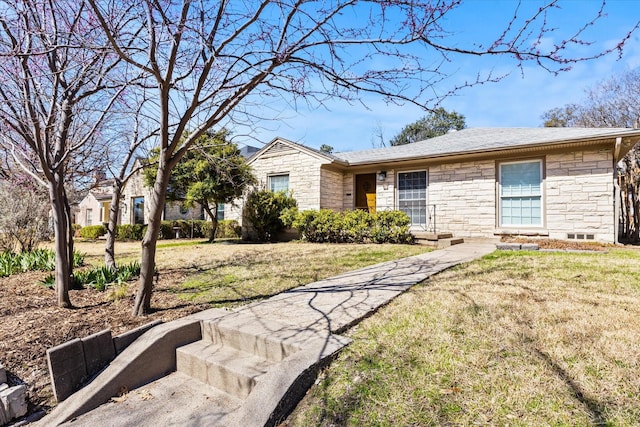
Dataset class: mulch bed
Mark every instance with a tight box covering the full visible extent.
[0,270,211,419]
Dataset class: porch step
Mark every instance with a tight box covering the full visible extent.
[413,232,463,248]
[176,341,274,399]
[412,232,453,241]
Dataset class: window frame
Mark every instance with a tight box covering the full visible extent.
[268,173,290,193]
[396,169,428,228]
[498,159,544,228]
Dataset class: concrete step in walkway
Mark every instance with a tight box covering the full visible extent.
[412,232,464,248]
[40,241,496,427]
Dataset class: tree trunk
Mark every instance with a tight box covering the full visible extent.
[49,180,72,308]
[203,203,218,243]
[105,184,122,270]
[132,165,169,316]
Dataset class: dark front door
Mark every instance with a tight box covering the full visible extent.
[355,173,376,212]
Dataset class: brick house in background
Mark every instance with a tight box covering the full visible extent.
[227,128,640,243]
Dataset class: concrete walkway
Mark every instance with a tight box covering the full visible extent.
[40,241,495,427]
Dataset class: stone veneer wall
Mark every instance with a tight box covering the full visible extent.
[251,146,328,210]
[120,169,152,225]
[342,173,354,210]
[545,149,614,242]
[375,170,396,211]
[428,160,497,237]
[320,168,345,211]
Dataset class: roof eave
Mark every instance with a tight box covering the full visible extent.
[345,135,640,167]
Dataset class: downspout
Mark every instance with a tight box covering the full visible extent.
[613,137,622,244]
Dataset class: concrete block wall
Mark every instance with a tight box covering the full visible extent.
[428,160,497,237]
[46,321,161,403]
[545,149,614,242]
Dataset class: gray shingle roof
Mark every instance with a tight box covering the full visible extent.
[333,127,640,165]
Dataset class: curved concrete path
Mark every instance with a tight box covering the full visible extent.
[40,241,495,427]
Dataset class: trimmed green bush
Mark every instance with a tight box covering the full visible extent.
[72,223,82,237]
[116,224,146,240]
[79,224,107,239]
[245,190,297,242]
[114,219,241,241]
[215,220,241,238]
[286,209,413,244]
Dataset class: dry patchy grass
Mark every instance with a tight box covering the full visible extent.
[288,248,640,426]
[2,239,428,416]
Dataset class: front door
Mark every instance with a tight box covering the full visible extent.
[355,173,376,213]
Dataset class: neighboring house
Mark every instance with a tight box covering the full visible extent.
[76,143,260,227]
[228,128,640,243]
[76,179,118,227]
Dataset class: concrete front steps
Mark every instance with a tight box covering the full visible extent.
[175,311,350,426]
[176,314,298,400]
[413,232,464,248]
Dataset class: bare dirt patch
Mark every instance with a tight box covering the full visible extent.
[0,267,210,417]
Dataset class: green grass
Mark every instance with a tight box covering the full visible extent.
[289,248,640,426]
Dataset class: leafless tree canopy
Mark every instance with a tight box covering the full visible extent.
[84,0,639,315]
[0,0,129,306]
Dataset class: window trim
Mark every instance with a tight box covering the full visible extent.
[396,169,428,228]
[268,173,290,193]
[498,158,544,228]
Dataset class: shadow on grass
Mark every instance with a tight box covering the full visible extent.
[425,273,610,425]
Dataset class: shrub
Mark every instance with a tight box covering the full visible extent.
[371,210,414,244]
[72,224,82,237]
[79,224,107,239]
[288,209,413,244]
[245,190,297,242]
[116,224,146,240]
[215,220,241,238]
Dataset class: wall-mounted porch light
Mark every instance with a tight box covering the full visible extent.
[377,171,387,181]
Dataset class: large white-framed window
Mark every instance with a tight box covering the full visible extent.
[85,209,93,226]
[268,174,289,192]
[397,170,428,227]
[499,159,543,227]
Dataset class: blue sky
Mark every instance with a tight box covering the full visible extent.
[234,1,640,153]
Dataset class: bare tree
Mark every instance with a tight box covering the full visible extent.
[102,93,157,271]
[542,68,640,242]
[87,0,637,315]
[0,174,50,253]
[0,0,127,307]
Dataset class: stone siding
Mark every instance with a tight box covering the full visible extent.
[545,149,614,242]
[343,173,354,210]
[375,169,396,211]
[120,168,152,225]
[428,160,497,237]
[251,145,328,210]
[320,168,344,210]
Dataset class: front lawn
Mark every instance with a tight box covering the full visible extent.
[288,248,640,426]
[0,240,428,416]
